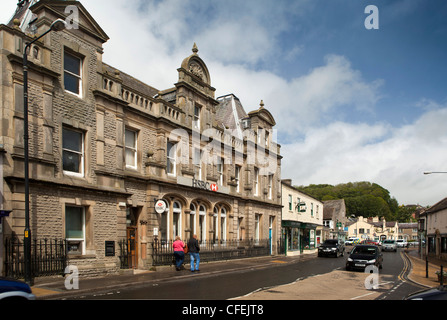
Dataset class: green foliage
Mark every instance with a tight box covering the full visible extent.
[295,181,404,221]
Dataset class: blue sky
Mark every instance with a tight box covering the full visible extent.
[1,0,447,206]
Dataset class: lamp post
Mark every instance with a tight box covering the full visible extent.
[423,171,447,175]
[23,18,66,285]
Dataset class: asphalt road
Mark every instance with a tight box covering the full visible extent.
[66,248,424,300]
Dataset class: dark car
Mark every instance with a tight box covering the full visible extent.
[405,285,447,300]
[318,239,345,258]
[0,277,36,300]
[346,245,383,271]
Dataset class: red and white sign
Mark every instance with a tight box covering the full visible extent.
[210,184,218,192]
[154,200,167,214]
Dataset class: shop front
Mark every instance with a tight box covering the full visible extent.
[282,220,301,256]
[300,223,318,254]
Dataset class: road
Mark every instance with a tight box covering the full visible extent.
[64,247,425,300]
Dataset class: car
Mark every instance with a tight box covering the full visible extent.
[382,239,397,252]
[396,239,408,248]
[361,239,381,246]
[318,239,345,257]
[345,237,360,246]
[0,277,36,301]
[405,285,447,300]
[346,245,383,271]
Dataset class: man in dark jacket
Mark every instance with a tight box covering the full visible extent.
[187,234,200,272]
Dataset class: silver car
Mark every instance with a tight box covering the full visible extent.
[382,239,397,252]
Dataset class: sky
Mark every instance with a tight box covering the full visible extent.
[1,0,447,207]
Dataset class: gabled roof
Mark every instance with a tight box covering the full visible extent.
[215,94,248,134]
[425,197,447,215]
[247,101,276,126]
[30,0,109,43]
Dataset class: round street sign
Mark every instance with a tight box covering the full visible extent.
[154,199,167,214]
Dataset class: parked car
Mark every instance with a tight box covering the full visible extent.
[0,277,36,300]
[318,239,345,257]
[396,239,408,248]
[345,237,360,246]
[346,245,383,271]
[405,285,447,300]
[382,239,397,252]
[361,239,381,246]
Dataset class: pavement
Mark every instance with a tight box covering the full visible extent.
[30,247,446,300]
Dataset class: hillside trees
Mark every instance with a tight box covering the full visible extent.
[295,181,399,221]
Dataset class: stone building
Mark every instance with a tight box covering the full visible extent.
[346,216,399,242]
[420,197,447,261]
[0,1,282,276]
[322,199,348,241]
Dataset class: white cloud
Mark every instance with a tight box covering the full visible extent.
[281,107,447,206]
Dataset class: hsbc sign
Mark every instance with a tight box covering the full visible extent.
[192,178,218,192]
[176,176,229,194]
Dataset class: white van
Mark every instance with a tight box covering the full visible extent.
[396,239,408,248]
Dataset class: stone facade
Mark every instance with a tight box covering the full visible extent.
[0,1,282,276]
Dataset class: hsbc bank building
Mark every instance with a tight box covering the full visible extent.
[0,1,282,276]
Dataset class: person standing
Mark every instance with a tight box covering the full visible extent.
[187,234,200,272]
[173,236,185,271]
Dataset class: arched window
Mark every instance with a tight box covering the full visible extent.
[172,201,182,240]
[212,207,218,243]
[199,205,206,243]
[189,203,196,237]
[220,207,227,242]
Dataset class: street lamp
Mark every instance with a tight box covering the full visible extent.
[23,18,66,285]
[423,171,447,175]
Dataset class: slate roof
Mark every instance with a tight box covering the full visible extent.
[215,94,248,133]
[425,197,447,215]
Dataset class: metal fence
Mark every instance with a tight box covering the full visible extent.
[4,237,67,279]
[151,239,274,266]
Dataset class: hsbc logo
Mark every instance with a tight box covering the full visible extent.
[192,178,218,192]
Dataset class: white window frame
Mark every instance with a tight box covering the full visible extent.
[65,206,86,255]
[189,203,196,235]
[125,128,137,169]
[199,205,206,242]
[167,142,177,176]
[268,174,273,199]
[194,148,202,180]
[62,127,84,178]
[235,165,240,193]
[64,50,83,97]
[220,207,227,242]
[254,167,259,196]
[217,157,223,185]
[255,214,261,244]
[172,201,182,239]
[193,105,201,130]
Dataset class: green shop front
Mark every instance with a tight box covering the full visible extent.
[282,221,319,256]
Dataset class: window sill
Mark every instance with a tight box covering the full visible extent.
[67,254,96,259]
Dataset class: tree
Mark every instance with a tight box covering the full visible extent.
[295,181,399,220]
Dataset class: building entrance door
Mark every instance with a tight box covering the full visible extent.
[127,226,138,269]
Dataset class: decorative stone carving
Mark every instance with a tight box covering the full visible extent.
[189,62,205,81]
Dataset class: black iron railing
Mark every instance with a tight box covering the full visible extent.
[151,239,274,266]
[4,237,67,279]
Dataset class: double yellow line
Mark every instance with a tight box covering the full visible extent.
[399,251,411,282]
